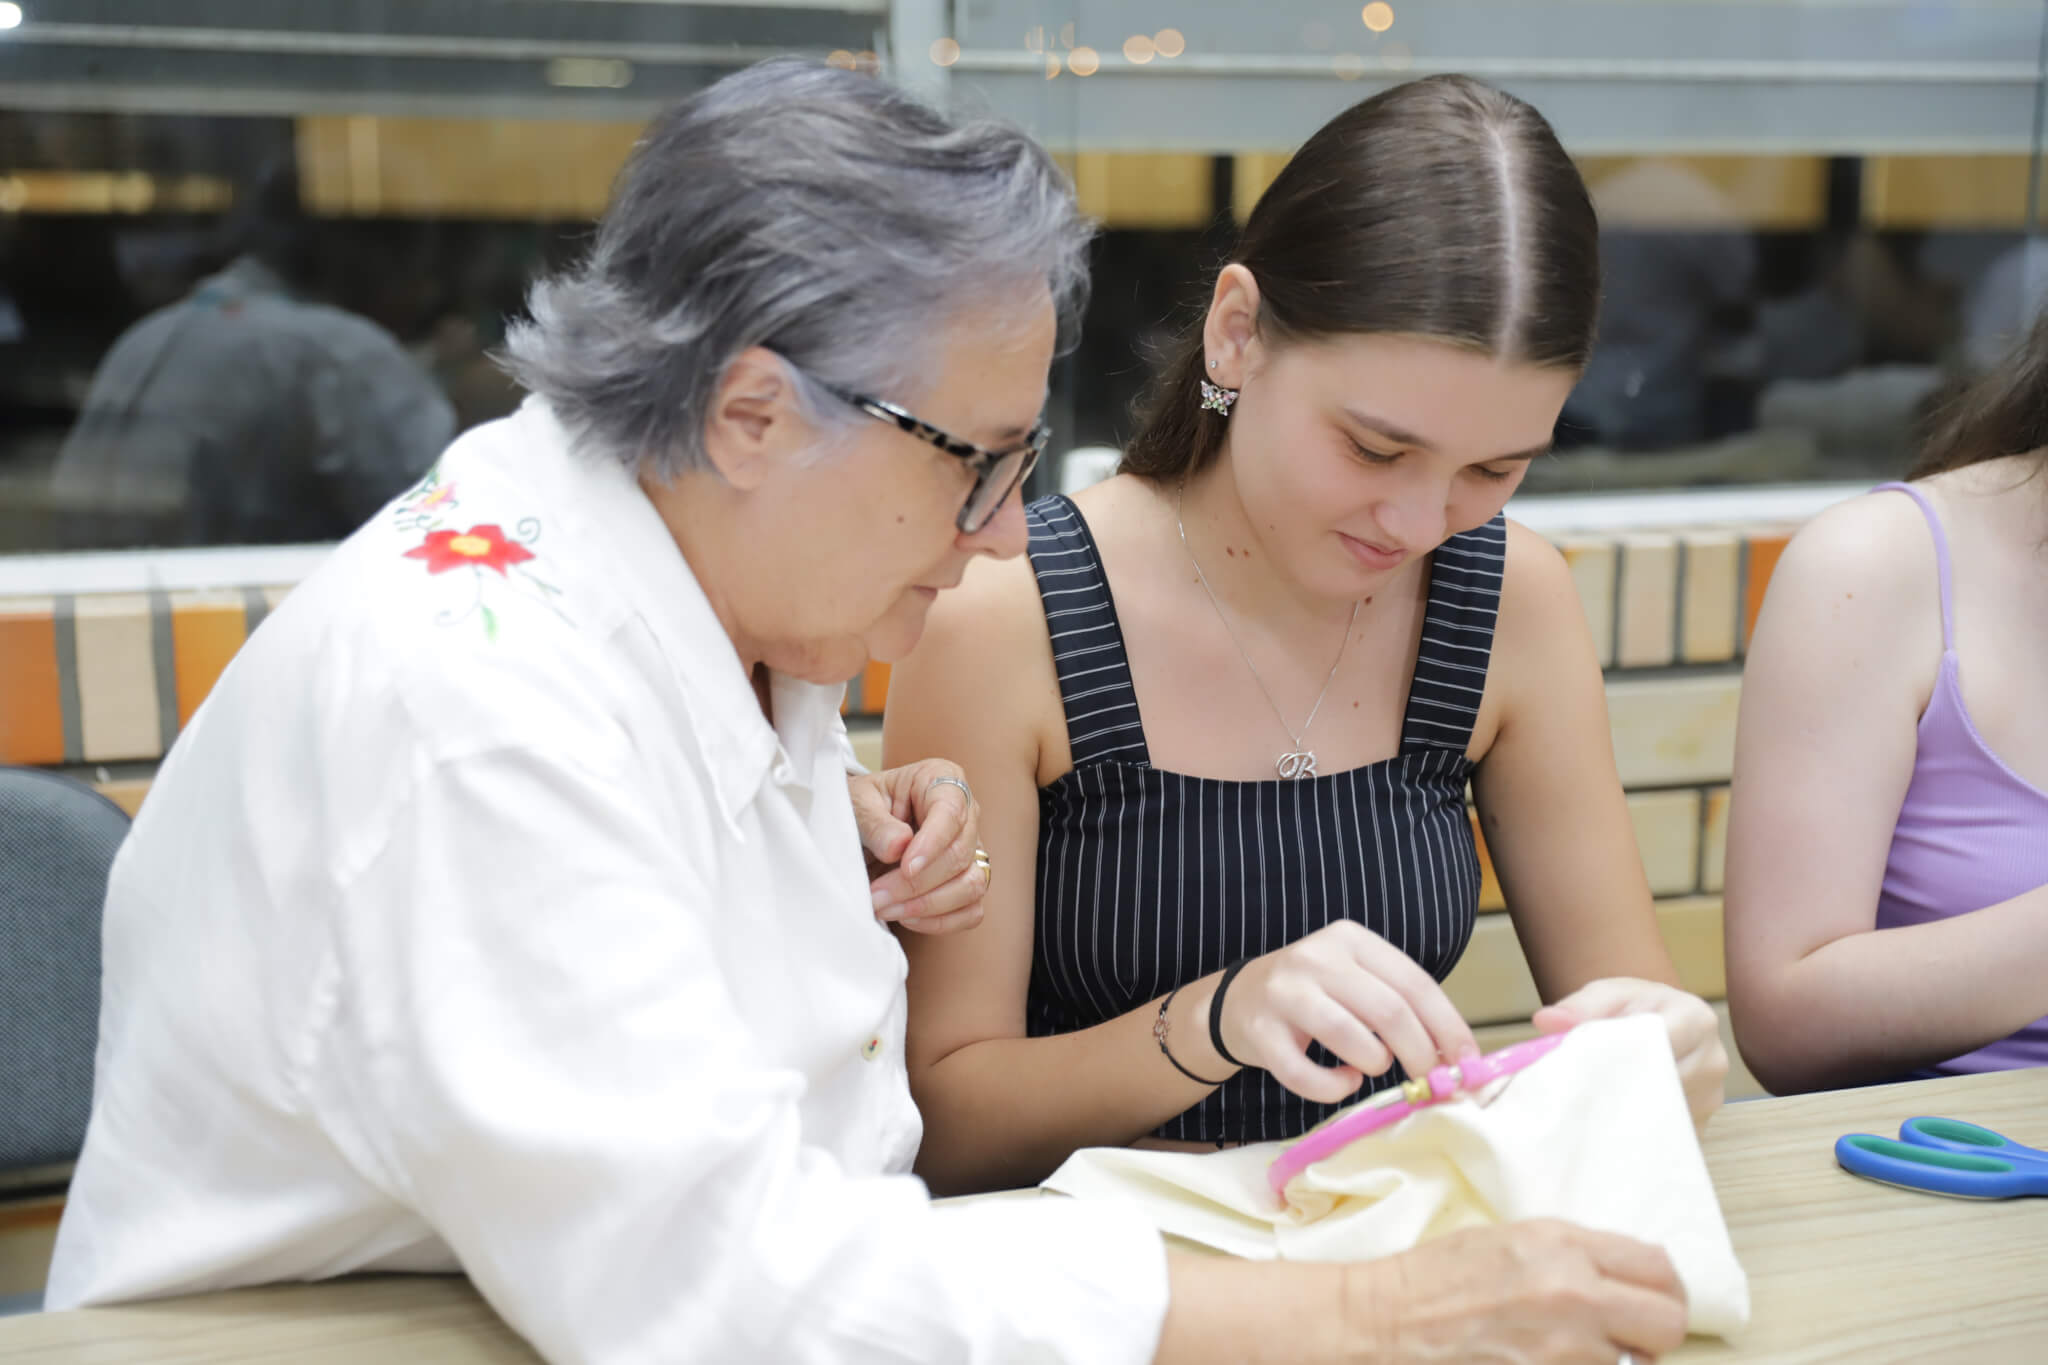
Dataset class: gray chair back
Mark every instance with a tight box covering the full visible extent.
[0,767,129,1175]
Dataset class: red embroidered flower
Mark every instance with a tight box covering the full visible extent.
[404,524,535,577]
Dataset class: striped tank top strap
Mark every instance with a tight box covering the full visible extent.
[1400,514,1507,753]
[1024,495,1151,767]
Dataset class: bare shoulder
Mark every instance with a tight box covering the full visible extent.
[1456,521,1589,756]
[1499,518,1573,601]
[1067,472,1162,555]
[1067,473,1201,614]
[1766,488,1939,627]
[884,515,1060,770]
[932,528,1044,639]
[1493,518,1584,650]
[906,538,1048,696]
[1741,489,1944,713]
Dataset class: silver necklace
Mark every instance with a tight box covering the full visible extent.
[1176,483,1360,780]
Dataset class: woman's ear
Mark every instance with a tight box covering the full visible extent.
[1202,265,1263,391]
[702,347,808,491]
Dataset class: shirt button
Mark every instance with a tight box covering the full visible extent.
[861,1035,884,1062]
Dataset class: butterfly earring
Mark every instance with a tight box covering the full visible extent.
[1200,360,1238,415]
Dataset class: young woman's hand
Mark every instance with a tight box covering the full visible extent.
[1535,977,1727,1128]
[1217,922,1480,1104]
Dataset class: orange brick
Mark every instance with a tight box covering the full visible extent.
[858,660,893,717]
[1743,532,1791,649]
[0,598,65,766]
[170,593,248,728]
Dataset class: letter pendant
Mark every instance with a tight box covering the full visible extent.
[1275,750,1318,781]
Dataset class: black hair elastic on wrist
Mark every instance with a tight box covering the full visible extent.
[1154,984,1231,1086]
[1208,957,1255,1070]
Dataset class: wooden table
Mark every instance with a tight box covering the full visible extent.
[1667,1067,2048,1362]
[4,1068,2045,1362]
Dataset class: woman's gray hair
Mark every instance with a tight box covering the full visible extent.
[502,58,1093,481]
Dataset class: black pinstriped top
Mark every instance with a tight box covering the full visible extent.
[1022,493,1505,1143]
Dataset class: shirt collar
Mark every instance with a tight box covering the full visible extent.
[503,398,841,824]
[204,255,291,300]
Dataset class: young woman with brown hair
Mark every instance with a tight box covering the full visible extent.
[885,75,1726,1196]
[1726,306,2048,1094]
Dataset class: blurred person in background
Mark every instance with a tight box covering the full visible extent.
[48,162,453,548]
[1562,159,1757,453]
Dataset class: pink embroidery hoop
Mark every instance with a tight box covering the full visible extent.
[1267,1030,1571,1201]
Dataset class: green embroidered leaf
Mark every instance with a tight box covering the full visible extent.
[481,604,499,642]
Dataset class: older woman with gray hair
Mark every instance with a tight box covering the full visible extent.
[46,60,1686,1365]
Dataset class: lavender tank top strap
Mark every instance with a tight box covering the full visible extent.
[1874,482,1955,652]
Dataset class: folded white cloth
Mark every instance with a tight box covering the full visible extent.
[1042,1015,1750,1339]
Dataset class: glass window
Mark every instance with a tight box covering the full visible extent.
[958,0,2048,496]
[3,1,2045,553]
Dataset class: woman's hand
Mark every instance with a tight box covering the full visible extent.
[1158,1220,1687,1364]
[1534,977,1727,1129]
[849,760,991,936]
[1217,921,1480,1104]
[1363,1219,1690,1363]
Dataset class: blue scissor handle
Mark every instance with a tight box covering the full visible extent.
[1835,1133,2048,1200]
[1900,1116,2048,1170]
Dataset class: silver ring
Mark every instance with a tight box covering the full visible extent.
[926,774,973,804]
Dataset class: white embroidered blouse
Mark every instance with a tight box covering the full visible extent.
[46,399,1170,1365]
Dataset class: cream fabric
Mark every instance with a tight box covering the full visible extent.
[1044,1015,1750,1340]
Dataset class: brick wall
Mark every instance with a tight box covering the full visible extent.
[0,520,1803,1094]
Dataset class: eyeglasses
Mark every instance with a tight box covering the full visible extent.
[822,386,1051,535]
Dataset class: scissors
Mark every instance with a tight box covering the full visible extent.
[1834,1116,2048,1200]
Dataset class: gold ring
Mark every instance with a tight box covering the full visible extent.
[973,846,992,887]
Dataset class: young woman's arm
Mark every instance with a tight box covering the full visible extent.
[885,549,1474,1195]
[1470,523,1724,1122]
[1723,492,2048,1094]
[884,554,1218,1193]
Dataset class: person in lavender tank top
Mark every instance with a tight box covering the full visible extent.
[1727,305,2048,1093]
